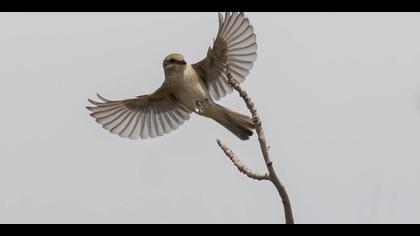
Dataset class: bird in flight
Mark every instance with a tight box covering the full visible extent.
[87,12,258,140]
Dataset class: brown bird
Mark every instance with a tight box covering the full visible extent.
[87,12,257,140]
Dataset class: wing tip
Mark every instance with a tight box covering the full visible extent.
[96,93,110,102]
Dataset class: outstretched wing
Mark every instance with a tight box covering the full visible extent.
[86,88,191,140]
[192,12,257,101]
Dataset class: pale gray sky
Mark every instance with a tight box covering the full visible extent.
[1,12,420,224]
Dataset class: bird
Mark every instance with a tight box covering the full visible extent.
[87,12,258,140]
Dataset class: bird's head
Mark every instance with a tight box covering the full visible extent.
[163,53,187,76]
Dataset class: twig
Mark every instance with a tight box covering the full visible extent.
[217,139,269,181]
[216,70,294,224]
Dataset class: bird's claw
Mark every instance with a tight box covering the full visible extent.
[196,99,210,114]
[196,101,204,114]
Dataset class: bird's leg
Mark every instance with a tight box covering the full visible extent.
[196,100,204,114]
[195,98,211,115]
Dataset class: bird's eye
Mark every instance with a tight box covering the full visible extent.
[167,58,186,65]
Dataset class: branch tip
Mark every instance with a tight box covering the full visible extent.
[217,139,269,181]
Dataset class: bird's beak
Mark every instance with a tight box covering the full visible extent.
[165,64,174,69]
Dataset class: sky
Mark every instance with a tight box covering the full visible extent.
[0,12,420,224]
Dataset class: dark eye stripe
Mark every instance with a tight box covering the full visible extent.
[165,58,187,65]
[168,59,186,65]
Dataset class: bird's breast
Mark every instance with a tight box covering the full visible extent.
[169,65,211,111]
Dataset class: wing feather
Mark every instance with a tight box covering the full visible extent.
[192,12,257,101]
[87,87,191,139]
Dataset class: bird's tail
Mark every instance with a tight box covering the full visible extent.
[208,104,254,140]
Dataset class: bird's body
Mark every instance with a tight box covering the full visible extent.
[164,64,210,113]
[162,57,255,140]
[87,12,258,140]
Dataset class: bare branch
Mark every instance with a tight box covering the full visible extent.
[216,69,295,224]
[217,139,269,181]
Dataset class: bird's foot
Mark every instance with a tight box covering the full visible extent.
[196,101,204,114]
[195,99,210,114]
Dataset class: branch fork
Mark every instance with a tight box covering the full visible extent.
[217,139,269,181]
[216,69,294,224]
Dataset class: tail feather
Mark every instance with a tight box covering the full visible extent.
[210,104,254,140]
